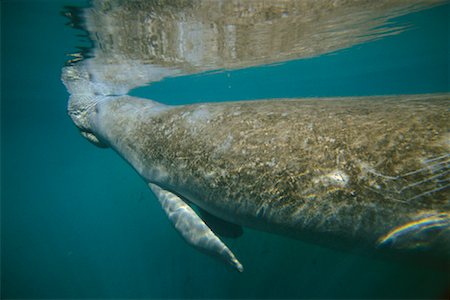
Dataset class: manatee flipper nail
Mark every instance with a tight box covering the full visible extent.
[148,183,244,272]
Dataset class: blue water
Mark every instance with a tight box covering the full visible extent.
[1,1,449,299]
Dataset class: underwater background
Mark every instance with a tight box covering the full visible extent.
[1,0,449,299]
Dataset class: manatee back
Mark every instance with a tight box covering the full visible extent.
[136,95,449,258]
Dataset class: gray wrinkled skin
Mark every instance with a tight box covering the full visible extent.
[82,93,449,265]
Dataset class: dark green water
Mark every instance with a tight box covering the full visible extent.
[1,1,449,299]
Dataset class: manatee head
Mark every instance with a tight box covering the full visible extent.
[66,94,108,148]
[62,65,109,148]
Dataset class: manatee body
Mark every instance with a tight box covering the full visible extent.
[69,91,450,270]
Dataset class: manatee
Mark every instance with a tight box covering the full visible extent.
[64,67,449,271]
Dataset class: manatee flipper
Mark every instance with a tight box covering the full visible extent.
[198,208,244,238]
[148,183,244,272]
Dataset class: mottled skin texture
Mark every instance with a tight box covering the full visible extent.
[85,94,449,263]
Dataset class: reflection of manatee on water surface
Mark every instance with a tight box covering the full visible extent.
[62,0,449,271]
[64,0,445,92]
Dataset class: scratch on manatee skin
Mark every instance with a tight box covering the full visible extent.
[404,184,450,202]
[359,151,449,203]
